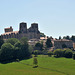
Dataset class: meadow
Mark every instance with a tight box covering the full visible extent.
[0,55,75,75]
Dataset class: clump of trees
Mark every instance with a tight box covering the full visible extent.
[53,49,73,58]
[62,35,75,42]
[0,37,32,63]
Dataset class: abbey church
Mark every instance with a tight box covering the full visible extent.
[1,22,40,40]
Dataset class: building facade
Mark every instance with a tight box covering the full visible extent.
[1,22,40,40]
[53,39,73,50]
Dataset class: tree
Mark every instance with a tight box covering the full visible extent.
[71,36,75,42]
[63,36,70,40]
[33,57,38,68]
[40,32,46,37]
[0,43,14,61]
[14,41,22,59]
[6,38,19,45]
[20,37,31,59]
[35,42,43,50]
[33,50,39,57]
[72,53,75,60]
[59,36,61,40]
[46,38,53,48]
[62,44,67,48]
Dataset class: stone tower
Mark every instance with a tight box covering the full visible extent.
[31,23,38,32]
[19,22,27,33]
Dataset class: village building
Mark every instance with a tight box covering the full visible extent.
[53,39,73,50]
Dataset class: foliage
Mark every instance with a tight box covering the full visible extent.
[59,36,61,40]
[35,42,43,50]
[48,51,53,57]
[46,38,53,48]
[0,37,32,62]
[64,49,73,58]
[40,32,46,37]
[0,43,14,61]
[71,35,75,42]
[20,37,28,44]
[72,53,75,60]
[53,49,64,57]
[63,36,70,40]
[53,49,73,58]
[33,57,38,67]
[62,44,67,48]
[6,38,19,45]
[20,37,31,59]
[33,50,39,56]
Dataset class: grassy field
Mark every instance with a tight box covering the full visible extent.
[0,55,75,75]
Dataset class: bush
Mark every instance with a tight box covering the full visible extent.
[6,38,19,45]
[33,50,39,57]
[64,49,73,58]
[53,49,63,57]
[72,54,75,60]
[48,51,53,57]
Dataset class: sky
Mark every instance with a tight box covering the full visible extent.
[0,0,75,38]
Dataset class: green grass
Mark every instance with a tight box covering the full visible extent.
[0,55,75,75]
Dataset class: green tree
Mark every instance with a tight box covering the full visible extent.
[40,32,46,37]
[6,38,19,45]
[71,36,75,42]
[14,41,22,59]
[20,37,31,59]
[35,42,43,50]
[62,44,67,48]
[33,57,38,67]
[46,38,53,48]
[0,43,14,61]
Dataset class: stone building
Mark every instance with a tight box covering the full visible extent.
[1,22,40,40]
[53,39,73,50]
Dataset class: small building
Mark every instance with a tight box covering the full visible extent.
[53,39,73,50]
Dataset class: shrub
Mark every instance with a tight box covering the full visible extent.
[53,49,63,57]
[33,50,39,57]
[48,51,53,57]
[64,49,73,58]
[72,54,75,60]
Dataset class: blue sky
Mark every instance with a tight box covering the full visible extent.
[0,0,75,38]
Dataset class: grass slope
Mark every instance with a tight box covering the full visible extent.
[0,55,75,75]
